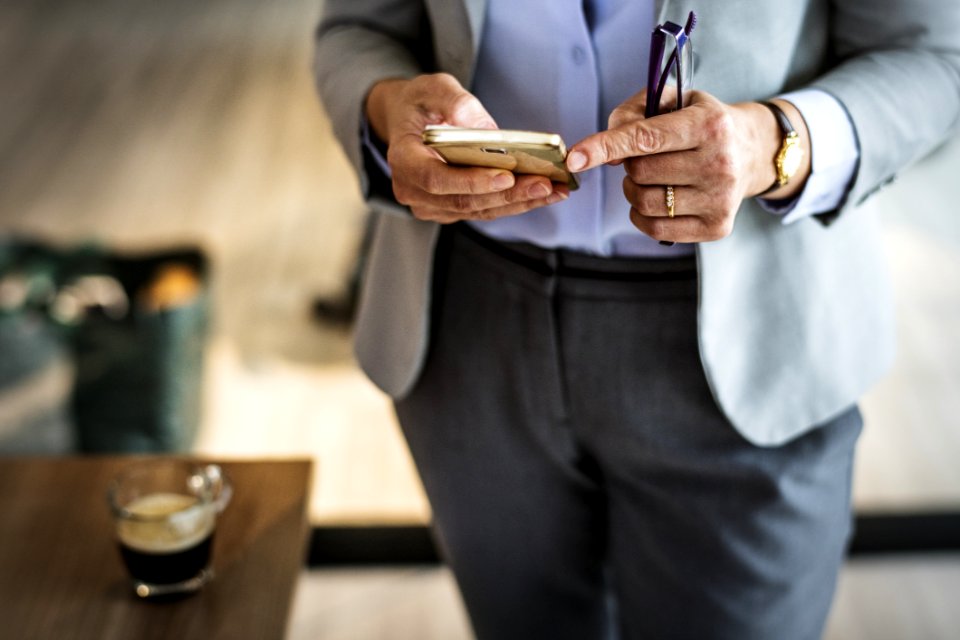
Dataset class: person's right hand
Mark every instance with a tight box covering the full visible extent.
[365,73,569,223]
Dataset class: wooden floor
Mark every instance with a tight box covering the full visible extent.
[1,1,959,637]
[289,556,960,640]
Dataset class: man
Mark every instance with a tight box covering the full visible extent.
[315,1,960,638]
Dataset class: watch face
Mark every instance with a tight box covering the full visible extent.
[778,138,804,183]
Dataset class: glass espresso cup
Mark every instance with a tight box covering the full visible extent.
[108,460,232,598]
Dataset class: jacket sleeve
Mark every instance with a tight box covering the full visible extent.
[811,0,960,217]
[313,0,430,213]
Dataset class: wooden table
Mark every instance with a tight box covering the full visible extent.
[0,456,312,640]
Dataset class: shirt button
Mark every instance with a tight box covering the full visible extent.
[572,46,587,64]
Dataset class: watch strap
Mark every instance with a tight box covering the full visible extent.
[761,101,796,136]
[758,101,797,196]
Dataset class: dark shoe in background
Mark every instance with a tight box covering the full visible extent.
[310,289,358,327]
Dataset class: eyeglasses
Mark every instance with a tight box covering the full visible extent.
[645,12,697,247]
[645,11,698,119]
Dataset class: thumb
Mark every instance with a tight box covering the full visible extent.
[442,91,498,130]
[429,75,498,129]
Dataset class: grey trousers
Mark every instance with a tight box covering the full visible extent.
[395,225,861,640]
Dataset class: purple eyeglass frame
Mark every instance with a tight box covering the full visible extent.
[645,11,698,119]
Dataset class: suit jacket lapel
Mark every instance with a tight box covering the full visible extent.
[463,0,486,53]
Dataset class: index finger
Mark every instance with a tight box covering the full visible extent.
[566,109,701,173]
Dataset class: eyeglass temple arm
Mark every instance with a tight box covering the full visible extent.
[656,46,683,112]
[646,31,666,118]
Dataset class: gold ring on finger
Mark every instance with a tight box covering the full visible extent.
[665,185,675,218]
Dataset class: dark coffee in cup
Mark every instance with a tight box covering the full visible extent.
[119,535,213,585]
[116,492,216,586]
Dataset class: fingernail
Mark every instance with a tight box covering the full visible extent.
[547,191,568,204]
[567,151,587,172]
[492,173,514,190]
[529,183,551,199]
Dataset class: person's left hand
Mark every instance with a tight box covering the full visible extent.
[566,89,807,244]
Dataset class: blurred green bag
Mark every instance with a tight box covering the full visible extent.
[69,248,208,453]
[0,238,209,454]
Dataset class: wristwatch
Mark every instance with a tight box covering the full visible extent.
[759,101,804,196]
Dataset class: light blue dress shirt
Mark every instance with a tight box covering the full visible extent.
[467,0,859,257]
[364,0,860,257]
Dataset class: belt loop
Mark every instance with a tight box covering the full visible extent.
[545,249,559,273]
[544,249,559,296]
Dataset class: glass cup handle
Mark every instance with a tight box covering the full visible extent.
[206,464,232,512]
[189,464,232,512]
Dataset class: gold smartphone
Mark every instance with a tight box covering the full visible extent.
[421,126,580,190]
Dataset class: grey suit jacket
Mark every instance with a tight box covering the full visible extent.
[315,0,960,445]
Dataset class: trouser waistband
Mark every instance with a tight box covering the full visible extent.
[453,223,697,282]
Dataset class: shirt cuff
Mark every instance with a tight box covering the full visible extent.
[757,89,860,224]
[362,115,393,179]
